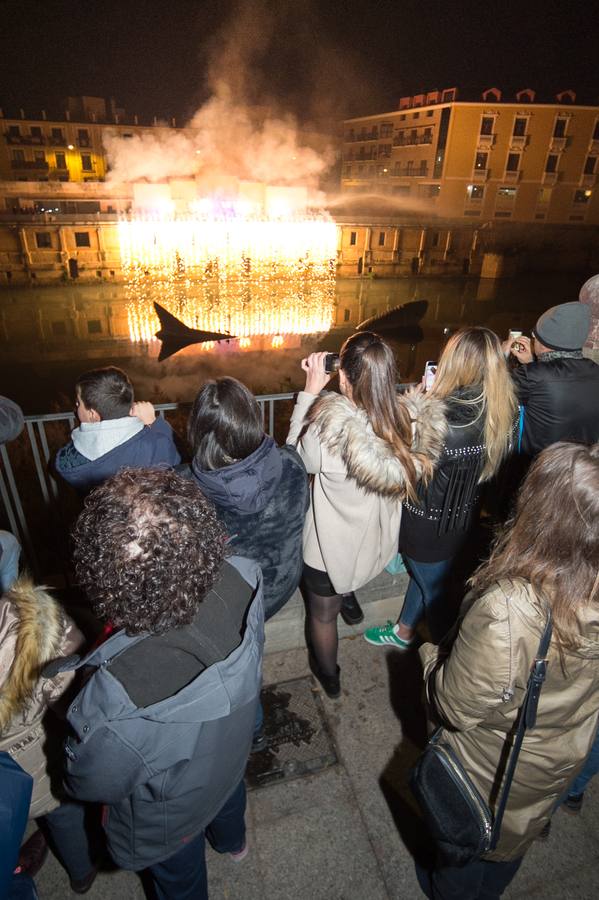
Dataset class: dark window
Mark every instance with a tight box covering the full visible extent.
[480,117,494,135]
[423,127,432,143]
[506,153,520,172]
[574,190,591,203]
[12,149,25,163]
[350,232,357,245]
[55,152,66,169]
[30,126,42,139]
[419,160,427,175]
[380,123,393,138]
[426,110,434,117]
[594,121,599,140]
[431,232,440,247]
[553,118,567,138]
[51,127,64,143]
[513,118,527,136]
[474,152,488,170]
[378,231,385,246]
[87,320,102,334]
[583,156,597,176]
[35,232,51,248]
[545,154,558,173]
[8,125,20,137]
[34,151,45,162]
[75,232,90,247]
[406,160,414,175]
[81,154,92,172]
[413,112,420,119]
[344,164,352,177]
[399,114,406,121]
[343,309,351,322]
[428,184,441,197]
[433,107,451,178]
[470,185,484,199]
[78,128,90,146]
[51,321,67,336]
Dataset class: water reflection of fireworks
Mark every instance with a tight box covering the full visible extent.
[119,212,337,347]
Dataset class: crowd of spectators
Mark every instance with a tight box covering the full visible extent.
[1,297,599,900]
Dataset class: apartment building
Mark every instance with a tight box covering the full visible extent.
[0,96,175,187]
[342,87,599,225]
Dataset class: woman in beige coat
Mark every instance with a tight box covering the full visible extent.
[0,577,96,890]
[418,441,599,899]
[287,331,446,697]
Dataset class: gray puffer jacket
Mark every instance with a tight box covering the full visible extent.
[58,556,264,870]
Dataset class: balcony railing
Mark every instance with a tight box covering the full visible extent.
[0,394,296,580]
[4,133,45,145]
[10,159,49,170]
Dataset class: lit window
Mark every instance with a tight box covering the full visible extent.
[474,152,488,170]
[497,187,517,198]
[468,185,484,199]
[574,189,592,203]
[538,187,552,204]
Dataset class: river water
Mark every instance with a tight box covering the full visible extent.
[0,270,589,414]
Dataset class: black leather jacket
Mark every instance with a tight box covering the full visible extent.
[400,388,487,562]
[511,353,599,457]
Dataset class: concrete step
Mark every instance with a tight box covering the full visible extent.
[264,569,410,654]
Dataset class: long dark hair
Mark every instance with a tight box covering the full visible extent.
[188,376,265,470]
[338,331,430,500]
[471,442,599,649]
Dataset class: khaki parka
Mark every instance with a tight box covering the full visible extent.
[420,578,599,861]
[0,577,84,817]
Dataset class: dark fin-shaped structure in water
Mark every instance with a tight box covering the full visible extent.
[357,300,428,344]
[154,302,235,361]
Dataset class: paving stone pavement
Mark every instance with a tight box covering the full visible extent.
[33,634,599,899]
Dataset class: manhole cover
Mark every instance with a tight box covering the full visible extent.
[246,676,338,789]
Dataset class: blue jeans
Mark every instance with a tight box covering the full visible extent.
[0,530,20,593]
[568,721,599,797]
[41,801,95,883]
[399,556,455,644]
[148,780,246,900]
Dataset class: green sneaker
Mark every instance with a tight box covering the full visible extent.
[363,621,413,649]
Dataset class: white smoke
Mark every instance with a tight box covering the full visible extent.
[103,2,334,190]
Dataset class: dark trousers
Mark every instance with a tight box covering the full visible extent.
[416,857,523,900]
[148,780,246,900]
[41,800,95,883]
[400,556,455,644]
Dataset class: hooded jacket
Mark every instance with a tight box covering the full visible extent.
[60,556,264,871]
[0,578,84,818]
[182,436,309,619]
[287,390,446,593]
[420,579,599,861]
[512,354,599,457]
[55,417,181,494]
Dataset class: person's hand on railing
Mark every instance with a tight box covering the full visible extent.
[130,401,156,426]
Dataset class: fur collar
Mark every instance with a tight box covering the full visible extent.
[307,390,446,497]
[0,577,65,732]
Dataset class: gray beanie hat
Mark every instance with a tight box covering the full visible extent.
[534,302,591,351]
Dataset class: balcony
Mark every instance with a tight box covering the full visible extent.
[471,168,489,183]
[550,136,568,152]
[503,170,521,183]
[10,159,49,170]
[580,173,597,188]
[477,133,495,148]
[509,134,528,150]
[77,139,91,148]
[4,133,45,146]
[542,170,560,185]
[49,136,66,146]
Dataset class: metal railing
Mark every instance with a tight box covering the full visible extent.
[0,392,296,581]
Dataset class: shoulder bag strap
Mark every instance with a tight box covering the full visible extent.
[489,610,553,849]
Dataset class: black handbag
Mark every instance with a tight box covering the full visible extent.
[410,610,553,867]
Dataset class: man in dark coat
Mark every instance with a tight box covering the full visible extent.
[57,468,264,900]
[508,302,599,457]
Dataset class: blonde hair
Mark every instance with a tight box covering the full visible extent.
[430,327,517,481]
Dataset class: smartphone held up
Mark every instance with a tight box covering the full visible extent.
[424,361,437,391]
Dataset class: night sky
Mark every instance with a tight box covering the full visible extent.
[0,0,596,128]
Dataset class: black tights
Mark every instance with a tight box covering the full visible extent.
[304,587,343,676]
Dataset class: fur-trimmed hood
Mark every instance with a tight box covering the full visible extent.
[0,577,65,732]
[306,389,447,498]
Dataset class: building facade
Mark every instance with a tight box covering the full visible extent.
[342,88,599,225]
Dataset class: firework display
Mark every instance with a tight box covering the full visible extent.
[119,206,337,349]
